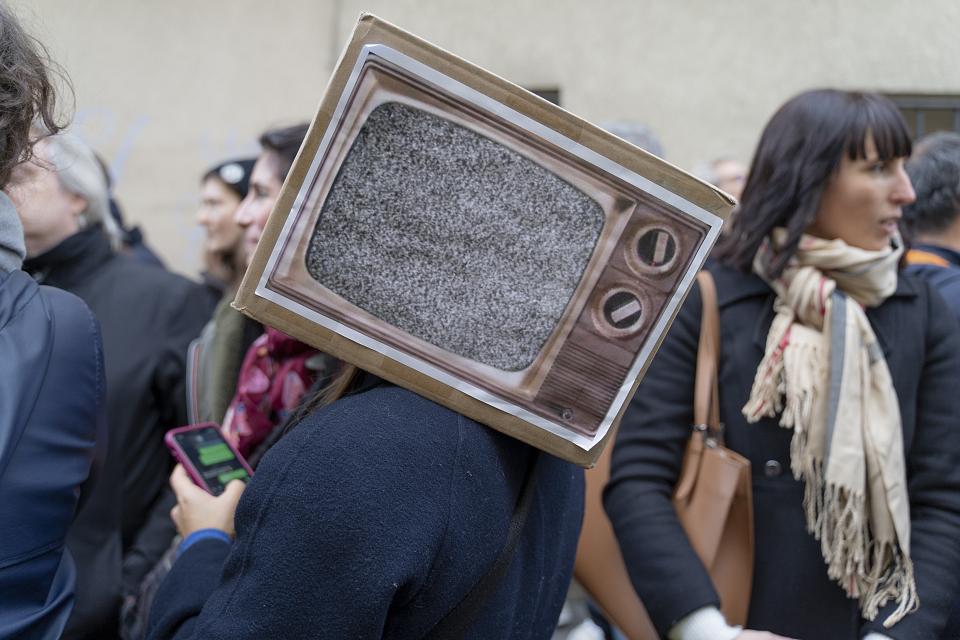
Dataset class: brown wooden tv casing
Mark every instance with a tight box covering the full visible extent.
[234,15,729,466]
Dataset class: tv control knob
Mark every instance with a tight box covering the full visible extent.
[603,290,643,330]
[636,227,677,269]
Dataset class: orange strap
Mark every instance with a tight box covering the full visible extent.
[906,249,951,268]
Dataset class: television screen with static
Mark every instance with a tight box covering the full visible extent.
[235,15,727,466]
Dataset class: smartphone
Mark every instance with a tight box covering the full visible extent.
[165,423,253,496]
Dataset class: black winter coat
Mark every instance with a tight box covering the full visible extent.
[604,261,960,640]
[146,385,584,640]
[24,227,213,639]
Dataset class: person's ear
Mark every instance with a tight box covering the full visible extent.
[66,192,88,222]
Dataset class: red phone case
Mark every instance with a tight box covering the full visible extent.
[164,423,253,494]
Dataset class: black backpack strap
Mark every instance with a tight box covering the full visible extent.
[422,450,542,639]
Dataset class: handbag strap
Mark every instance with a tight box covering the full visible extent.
[693,271,721,439]
[422,450,541,639]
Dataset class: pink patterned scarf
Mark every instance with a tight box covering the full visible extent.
[222,327,333,456]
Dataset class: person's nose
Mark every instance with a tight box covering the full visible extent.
[893,165,916,206]
[234,196,253,228]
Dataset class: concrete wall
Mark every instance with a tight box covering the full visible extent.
[14,0,960,275]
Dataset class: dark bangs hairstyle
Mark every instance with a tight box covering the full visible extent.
[714,89,912,277]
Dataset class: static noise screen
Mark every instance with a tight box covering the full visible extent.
[305,101,603,372]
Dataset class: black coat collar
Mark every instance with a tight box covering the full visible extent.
[708,261,915,358]
[23,226,114,289]
[710,260,918,309]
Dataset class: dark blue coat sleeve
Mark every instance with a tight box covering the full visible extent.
[0,279,105,639]
[146,540,231,640]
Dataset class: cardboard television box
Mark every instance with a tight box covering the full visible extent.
[234,13,731,467]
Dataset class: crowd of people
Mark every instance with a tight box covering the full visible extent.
[5,4,960,640]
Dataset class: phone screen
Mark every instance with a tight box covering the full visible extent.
[174,426,250,495]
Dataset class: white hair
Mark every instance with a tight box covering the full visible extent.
[42,131,122,248]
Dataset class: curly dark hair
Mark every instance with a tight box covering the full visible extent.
[0,3,69,188]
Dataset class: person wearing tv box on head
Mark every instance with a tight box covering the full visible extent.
[605,89,960,640]
[144,137,584,640]
[0,4,107,638]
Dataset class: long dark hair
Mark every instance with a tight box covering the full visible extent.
[714,89,912,277]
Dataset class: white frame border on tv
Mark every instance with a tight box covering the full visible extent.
[257,44,722,451]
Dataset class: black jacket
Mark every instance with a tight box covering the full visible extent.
[905,243,960,323]
[147,385,584,640]
[24,227,212,639]
[0,270,105,639]
[604,261,960,640]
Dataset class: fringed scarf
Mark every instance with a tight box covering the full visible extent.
[743,229,916,628]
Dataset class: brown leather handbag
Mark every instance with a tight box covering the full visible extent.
[574,271,754,639]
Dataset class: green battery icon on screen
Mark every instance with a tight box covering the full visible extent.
[198,443,235,466]
[218,468,249,484]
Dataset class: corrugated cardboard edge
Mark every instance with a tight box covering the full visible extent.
[234,13,730,467]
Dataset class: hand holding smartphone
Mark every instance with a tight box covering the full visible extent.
[165,423,253,496]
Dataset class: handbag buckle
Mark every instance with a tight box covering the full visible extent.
[693,422,725,447]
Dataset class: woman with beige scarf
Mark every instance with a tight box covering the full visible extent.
[605,89,960,640]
